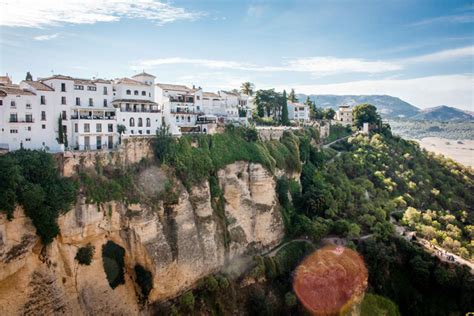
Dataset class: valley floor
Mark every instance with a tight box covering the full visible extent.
[415,137,474,168]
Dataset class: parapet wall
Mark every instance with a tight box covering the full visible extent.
[56,136,154,177]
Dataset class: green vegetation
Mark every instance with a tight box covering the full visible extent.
[102,241,126,289]
[153,126,317,189]
[281,90,290,125]
[325,123,352,143]
[0,150,76,244]
[75,243,95,265]
[361,294,400,316]
[353,103,381,128]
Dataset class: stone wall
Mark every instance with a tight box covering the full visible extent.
[57,137,154,177]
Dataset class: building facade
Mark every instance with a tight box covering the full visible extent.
[335,105,353,125]
[288,102,310,122]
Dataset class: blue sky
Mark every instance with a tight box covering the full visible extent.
[0,0,473,110]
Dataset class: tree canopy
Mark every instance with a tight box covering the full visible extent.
[353,103,381,128]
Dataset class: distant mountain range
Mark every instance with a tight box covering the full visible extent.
[410,105,473,121]
[297,94,472,121]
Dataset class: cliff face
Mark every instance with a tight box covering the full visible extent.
[0,162,285,315]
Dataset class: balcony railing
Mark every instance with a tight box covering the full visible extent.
[122,108,161,113]
[71,115,116,120]
[170,109,204,115]
[9,118,34,123]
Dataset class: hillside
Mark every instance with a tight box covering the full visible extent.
[298,94,420,119]
[410,105,473,121]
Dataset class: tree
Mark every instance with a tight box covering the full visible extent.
[288,89,297,102]
[117,124,126,144]
[353,103,381,128]
[55,115,68,149]
[75,244,95,265]
[240,82,255,96]
[281,90,290,125]
[323,108,336,120]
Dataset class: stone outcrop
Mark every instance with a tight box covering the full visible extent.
[0,162,285,314]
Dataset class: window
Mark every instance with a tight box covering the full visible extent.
[141,91,146,96]
[196,96,200,100]
[126,90,131,95]
[103,99,107,107]
[62,111,67,120]
[25,138,31,142]
[176,116,179,122]
[131,130,134,134]
[27,126,31,131]
[108,124,113,132]
[61,83,66,92]
[96,123,102,132]
[134,90,138,95]
[26,103,31,109]
[0,100,3,105]
[87,86,97,91]
[25,114,33,122]
[74,124,78,133]
[40,96,46,105]
[146,130,150,135]
[61,96,66,105]
[146,118,151,127]
[187,116,191,122]
[103,87,108,95]
[10,101,16,107]
[10,129,18,134]
[76,97,80,106]
[138,130,142,135]
[42,124,46,129]
[84,123,90,132]
[10,113,18,122]
[138,118,143,127]
[41,111,46,121]
[74,85,84,90]
[130,118,135,127]
[89,98,93,106]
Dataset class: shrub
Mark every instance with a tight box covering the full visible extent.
[179,291,195,312]
[102,241,126,289]
[75,244,95,265]
[0,150,77,244]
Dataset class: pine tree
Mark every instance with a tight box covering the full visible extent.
[281,90,290,125]
[288,89,297,102]
[57,116,64,145]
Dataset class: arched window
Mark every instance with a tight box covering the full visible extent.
[187,116,191,122]
[126,89,131,95]
[130,118,135,127]
[138,118,143,127]
[146,118,151,127]
[134,90,139,95]
[141,91,146,96]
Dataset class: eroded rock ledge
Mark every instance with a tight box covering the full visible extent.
[0,162,285,315]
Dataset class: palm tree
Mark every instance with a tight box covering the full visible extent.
[240,82,255,96]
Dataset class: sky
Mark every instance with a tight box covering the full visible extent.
[0,0,473,110]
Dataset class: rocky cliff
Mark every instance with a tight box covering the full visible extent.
[0,162,285,315]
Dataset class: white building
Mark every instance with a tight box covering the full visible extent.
[335,105,353,125]
[288,102,310,123]
[112,72,163,138]
[155,83,204,135]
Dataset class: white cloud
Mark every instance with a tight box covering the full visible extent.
[411,13,474,27]
[277,74,473,110]
[284,57,402,74]
[0,0,204,28]
[133,56,402,75]
[33,33,60,41]
[402,46,474,63]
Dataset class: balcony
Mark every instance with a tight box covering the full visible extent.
[9,118,34,123]
[122,108,161,113]
[71,115,116,120]
[170,108,204,115]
